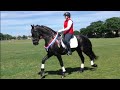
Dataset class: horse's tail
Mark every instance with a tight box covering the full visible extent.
[91,50,99,60]
[88,38,99,60]
[87,40,99,60]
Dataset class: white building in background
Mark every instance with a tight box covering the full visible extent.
[27,36,31,40]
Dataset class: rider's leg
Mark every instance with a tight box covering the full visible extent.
[64,33,73,55]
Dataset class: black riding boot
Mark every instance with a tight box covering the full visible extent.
[62,36,72,55]
[66,44,72,55]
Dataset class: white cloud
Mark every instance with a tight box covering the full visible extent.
[1,11,64,26]
[1,11,64,19]
[74,11,120,23]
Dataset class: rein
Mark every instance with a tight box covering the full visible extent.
[44,32,58,51]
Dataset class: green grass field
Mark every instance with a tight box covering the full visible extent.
[1,38,120,79]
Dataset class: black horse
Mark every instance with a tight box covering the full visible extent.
[31,25,98,78]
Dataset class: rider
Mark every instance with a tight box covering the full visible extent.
[58,12,74,55]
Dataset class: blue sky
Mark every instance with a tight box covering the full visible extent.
[1,11,120,36]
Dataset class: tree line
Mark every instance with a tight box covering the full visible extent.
[79,17,120,38]
[0,33,31,40]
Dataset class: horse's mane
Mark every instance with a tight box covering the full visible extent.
[35,25,57,35]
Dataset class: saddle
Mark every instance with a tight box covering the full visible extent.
[56,34,78,49]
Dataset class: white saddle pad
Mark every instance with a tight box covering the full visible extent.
[61,35,78,48]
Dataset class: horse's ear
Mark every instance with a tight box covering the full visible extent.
[31,25,34,29]
[41,25,44,28]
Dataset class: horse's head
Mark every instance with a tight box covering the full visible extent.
[31,25,42,45]
[31,24,57,45]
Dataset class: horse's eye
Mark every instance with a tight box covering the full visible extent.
[34,29,37,32]
[32,34,34,37]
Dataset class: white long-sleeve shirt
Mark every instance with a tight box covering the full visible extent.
[58,19,73,33]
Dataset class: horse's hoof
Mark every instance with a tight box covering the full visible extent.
[61,72,66,78]
[41,76,45,79]
[61,74,65,79]
[92,64,97,67]
[39,69,45,77]
[80,68,84,73]
[41,73,45,77]
[38,71,44,77]
[39,71,45,77]
[61,75,64,79]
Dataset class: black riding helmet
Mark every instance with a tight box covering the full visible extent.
[63,12,71,17]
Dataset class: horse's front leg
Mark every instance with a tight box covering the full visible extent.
[56,55,66,78]
[40,54,53,77]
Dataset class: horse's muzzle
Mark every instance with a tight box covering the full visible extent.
[33,42,39,45]
[33,40,39,45]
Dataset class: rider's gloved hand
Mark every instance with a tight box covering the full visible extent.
[58,32,62,36]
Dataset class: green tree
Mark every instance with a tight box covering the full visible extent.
[22,35,27,39]
[79,17,120,38]
[80,28,87,35]
[85,25,94,38]
[89,21,104,38]
[3,34,13,40]
[104,17,120,37]
[0,33,4,40]
[74,30,80,35]
[17,36,22,40]
[11,36,16,39]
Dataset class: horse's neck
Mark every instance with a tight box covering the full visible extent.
[43,33,56,47]
[40,26,57,46]
[43,35,52,46]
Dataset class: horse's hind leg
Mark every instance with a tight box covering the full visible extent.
[56,55,66,78]
[83,48,97,67]
[76,49,85,72]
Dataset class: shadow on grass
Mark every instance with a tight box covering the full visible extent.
[39,67,96,77]
[38,67,97,79]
